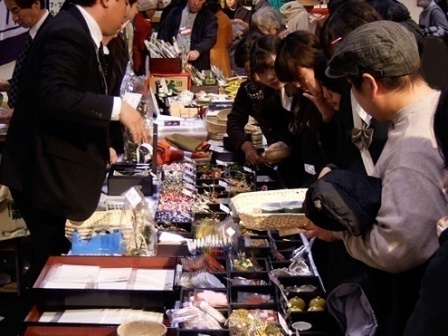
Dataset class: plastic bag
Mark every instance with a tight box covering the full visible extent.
[120,186,157,256]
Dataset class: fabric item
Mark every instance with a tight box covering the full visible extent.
[0,5,113,222]
[132,13,152,76]
[339,90,448,273]
[165,133,210,152]
[419,0,448,35]
[138,0,158,11]
[280,2,310,33]
[8,33,32,109]
[72,228,124,255]
[304,169,382,236]
[327,283,378,336]
[326,21,420,79]
[210,11,233,78]
[158,3,218,71]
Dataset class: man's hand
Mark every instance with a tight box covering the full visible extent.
[0,108,13,124]
[187,50,200,62]
[0,79,10,92]
[109,147,118,164]
[241,141,265,165]
[119,101,149,145]
[304,220,340,242]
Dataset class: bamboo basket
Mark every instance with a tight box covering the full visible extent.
[117,321,167,336]
[231,188,308,230]
[206,118,227,134]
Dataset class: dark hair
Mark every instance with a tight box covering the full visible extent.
[327,0,358,15]
[348,69,423,92]
[234,32,262,68]
[275,30,321,83]
[367,0,410,21]
[434,89,448,168]
[314,52,349,94]
[15,0,45,8]
[321,1,381,58]
[207,0,221,13]
[250,34,282,75]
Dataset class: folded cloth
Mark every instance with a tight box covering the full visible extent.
[166,133,210,152]
[303,169,382,236]
[157,140,184,165]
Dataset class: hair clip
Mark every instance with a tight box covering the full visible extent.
[331,37,342,45]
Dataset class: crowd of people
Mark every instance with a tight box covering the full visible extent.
[2,0,448,335]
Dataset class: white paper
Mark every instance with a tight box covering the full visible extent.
[133,269,174,290]
[59,309,106,324]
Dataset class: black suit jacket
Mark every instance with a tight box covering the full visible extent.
[0,6,113,221]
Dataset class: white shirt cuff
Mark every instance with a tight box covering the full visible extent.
[111,97,121,121]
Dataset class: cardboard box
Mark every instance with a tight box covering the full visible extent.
[149,73,191,94]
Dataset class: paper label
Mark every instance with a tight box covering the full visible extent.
[304,163,316,175]
[183,175,195,185]
[226,227,236,237]
[124,188,142,208]
[218,180,229,189]
[215,159,227,166]
[219,203,230,214]
[122,92,142,109]
[184,182,195,191]
[243,166,254,173]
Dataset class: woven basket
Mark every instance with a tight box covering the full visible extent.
[206,119,227,134]
[264,146,292,161]
[231,188,308,230]
[117,321,167,336]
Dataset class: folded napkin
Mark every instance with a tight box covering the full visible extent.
[166,133,210,152]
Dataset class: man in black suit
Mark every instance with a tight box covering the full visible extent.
[0,0,149,285]
[0,0,51,123]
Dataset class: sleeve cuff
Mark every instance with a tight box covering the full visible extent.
[111,97,122,121]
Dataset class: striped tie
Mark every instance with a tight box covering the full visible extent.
[8,33,32,109]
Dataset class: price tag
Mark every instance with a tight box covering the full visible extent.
[218,180,229,189]
[124,187,143,208]
[243,166,254,173]
[215,159,227,166]
[184,155,194,162]
[209,145,221,152]
[219,203,230,214]
[226,227,236,237]
[184,169,195,178]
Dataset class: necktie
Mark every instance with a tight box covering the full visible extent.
[97,42,108,94]
[8,33,32,108]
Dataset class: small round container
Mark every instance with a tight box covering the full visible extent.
[117,321,167,336]
[292,321,313,331]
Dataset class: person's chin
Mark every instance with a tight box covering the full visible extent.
[270,82,284,90]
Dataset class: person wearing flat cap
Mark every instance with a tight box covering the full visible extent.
[305,20,448,335]
[133,0,158,75]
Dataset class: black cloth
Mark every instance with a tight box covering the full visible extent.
[0,5,112,221]
[8,33,32,109]
[403,230,448,336]
[304,169,382,236]
[158,4,218,71]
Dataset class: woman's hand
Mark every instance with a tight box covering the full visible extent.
[303,80,335,122]
[109,147,118,164]
[241,141,265,165]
